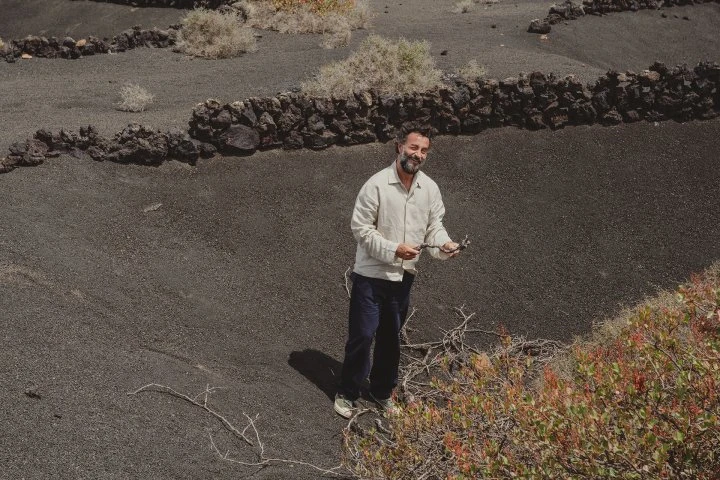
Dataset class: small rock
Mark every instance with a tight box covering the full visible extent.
[21,53,32,59]
[220,124,260,154]
[528,18,551,34]
[143,203,163,213]
[24,388,41,399]
[76,38,87,47]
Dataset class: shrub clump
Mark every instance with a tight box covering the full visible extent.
[301,35,443,99]
[452,0,476,13]
[270,0,357,15]
[456,59,486,80]
[233,0,370,48]
[176,8,256,58]
[344,264,720,478]
[0,37,5,51]
[116,83,155,112]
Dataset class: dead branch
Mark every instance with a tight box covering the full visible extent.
[129,383,348,477]
[343,266,352,298]
[418,234,471,253]
[129,383,255,446]
[399,306,417,344]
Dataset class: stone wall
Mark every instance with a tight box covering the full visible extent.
[1,25,179,63]
[190,62,720,154]
[529,0,720,33]
[2,62,718,174]
[0,125,210,174]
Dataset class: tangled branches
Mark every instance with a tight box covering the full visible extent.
[342,307,567,479]
[398,306,564,404]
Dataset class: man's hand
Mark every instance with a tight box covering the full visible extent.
[441,241,461,257]
[396,243,420,261]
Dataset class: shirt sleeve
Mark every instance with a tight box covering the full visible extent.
[425,187,453,260]
[351,181,400,265]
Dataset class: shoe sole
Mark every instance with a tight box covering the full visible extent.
[334,403,355,419]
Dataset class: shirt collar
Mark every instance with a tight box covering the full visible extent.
[388,161,423,189]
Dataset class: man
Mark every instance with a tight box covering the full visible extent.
[334,128,460,418]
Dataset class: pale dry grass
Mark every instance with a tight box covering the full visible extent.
[177,8,257,59]
[0,37,5,50]
[116,83,154,112]
[452,0,475,13]
[301,35,444,99]
[233,0,371,48]
[456,59,487,80]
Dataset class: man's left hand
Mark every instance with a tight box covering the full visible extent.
[441,241,461,257]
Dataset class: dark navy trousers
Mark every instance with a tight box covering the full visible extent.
[340,271,415,401]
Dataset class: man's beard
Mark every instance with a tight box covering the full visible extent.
[399,151,423,174]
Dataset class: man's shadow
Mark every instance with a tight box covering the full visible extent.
[288,349,343,401]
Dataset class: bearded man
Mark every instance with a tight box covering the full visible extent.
[334,128,461,418]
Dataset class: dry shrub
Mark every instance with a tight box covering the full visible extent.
[321,29,352,49]
[457,59,486,80]
[344,262,720,478]
[301,35,443,99]
[452,0,475,13]
[233,0,370,48]
[177,8,256,58]
[0,37,5,50]
[116,83,154,112]
[270,0,356,15]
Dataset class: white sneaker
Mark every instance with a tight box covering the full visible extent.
[334,393,357,419]
[370,392,401,416]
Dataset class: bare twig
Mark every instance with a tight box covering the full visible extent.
[129,383,254,446]
[418,234,471,253]
[399,306,417,344]
[129,383,348,477]
[343,266,352,298]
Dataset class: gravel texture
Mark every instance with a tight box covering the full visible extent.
[1,1,719,478]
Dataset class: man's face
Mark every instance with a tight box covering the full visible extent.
[398,132,431,175]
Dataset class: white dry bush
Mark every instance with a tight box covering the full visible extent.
[302,35,444,99]
[0,37,5,50]
[457,59,487,80]
[321,29,352,49]
[116,83,155,112]
[232,0,371,49]
[177,8,256,59]
[452,0,475,13]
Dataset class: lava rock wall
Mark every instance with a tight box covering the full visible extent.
[530,0,720,33]
[189,62,720,155]
[1,25,179,62]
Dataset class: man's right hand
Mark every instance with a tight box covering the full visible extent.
[396,243,420,261]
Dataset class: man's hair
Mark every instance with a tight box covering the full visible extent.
[395,124,433,146]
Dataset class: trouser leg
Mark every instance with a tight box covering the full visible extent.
[369,272,414,400]
[340,274,380,400]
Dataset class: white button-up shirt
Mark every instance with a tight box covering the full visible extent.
[351,162,453,281]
